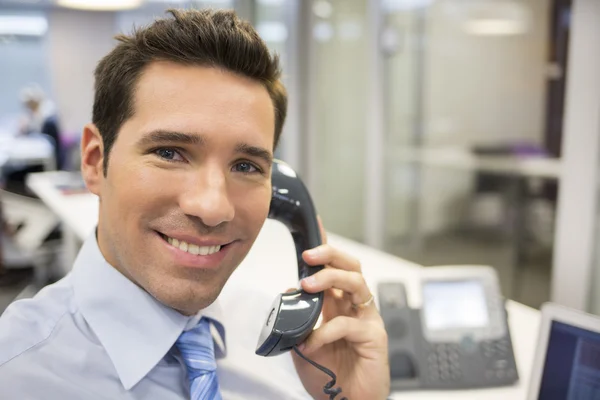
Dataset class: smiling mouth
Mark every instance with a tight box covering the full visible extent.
[157,232,229,256]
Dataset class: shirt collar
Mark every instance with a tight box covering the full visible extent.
[72,231,226,390]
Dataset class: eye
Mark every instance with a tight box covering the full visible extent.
[233,161,260,174]
[154,148,185,162]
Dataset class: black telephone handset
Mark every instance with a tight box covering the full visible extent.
[255,160,324,357]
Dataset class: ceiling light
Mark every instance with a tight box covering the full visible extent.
[312,0,333,19]
[463,19,527,36]
[460,0,531,36]
[145,0,189,3]
[313,21,333,42]
[382,0,434,11]
[257,0,285,5]
[57,0,143,11]
[0,15,48,36]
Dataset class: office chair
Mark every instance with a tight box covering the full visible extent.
[0,189,61,289]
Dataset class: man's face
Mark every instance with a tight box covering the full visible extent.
[85,62,275,315]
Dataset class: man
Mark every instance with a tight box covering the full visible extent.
[0,9,389,399]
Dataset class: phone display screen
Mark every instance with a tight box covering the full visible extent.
[423,280,489,331]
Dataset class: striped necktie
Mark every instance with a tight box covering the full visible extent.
[176,317,222,400]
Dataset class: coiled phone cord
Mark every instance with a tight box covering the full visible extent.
[293,345,348,400]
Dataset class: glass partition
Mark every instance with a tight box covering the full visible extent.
[310,0,368,242]
[381,0,556,308]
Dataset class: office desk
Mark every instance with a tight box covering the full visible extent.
[0,135,56,172]
[392,147,560,298]
[26,172,97,275]
[26,171,540,399]
[392,147,561,179]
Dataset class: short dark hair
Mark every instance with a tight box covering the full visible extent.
[92,8,287,176]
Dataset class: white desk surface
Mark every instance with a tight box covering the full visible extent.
[0,134,55,170]
[393,147,561,180]
[26,171,540,400]
[26,172,98,240]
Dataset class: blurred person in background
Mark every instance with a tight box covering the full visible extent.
[19,83,55,135]
[2,84,63,195]
[18,83,62,169]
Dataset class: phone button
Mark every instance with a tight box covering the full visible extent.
[459,335,477,353]
[439,361,449,374]
[438,351,448,363]
[449,351,459,362]
[496,339,509,355]
[427,353,437,363]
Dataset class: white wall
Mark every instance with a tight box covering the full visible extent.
[46,9,116,136]
[0,10,52,119]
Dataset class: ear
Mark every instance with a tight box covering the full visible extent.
[81,123,104,196]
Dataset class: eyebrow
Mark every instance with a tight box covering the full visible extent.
[235,143,273,166]
[138,129,273,165]
[137,130,204,147]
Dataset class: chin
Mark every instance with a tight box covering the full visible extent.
[149,273,227,315]
[157,291,219,316]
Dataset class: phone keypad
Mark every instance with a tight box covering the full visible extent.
[481,338,510,359]
[481,339,517,381]
[425,343,462,382]
[423,339,517,385]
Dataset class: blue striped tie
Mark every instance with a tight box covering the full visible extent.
[176,318,222,400]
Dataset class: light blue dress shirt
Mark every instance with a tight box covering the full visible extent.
[0,233,310,399]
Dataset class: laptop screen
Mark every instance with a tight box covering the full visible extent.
[538,320,600,399]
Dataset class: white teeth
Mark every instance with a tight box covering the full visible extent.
[165,235,221,256]
[188,244,200,255]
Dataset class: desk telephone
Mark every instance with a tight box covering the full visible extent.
[379,267,519,390]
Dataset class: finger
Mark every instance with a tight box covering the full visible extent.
[317,215,328,244]
[301,269,371,307]
[302,244,361,273]
[285,287,297,293]
[299,316,381,354]
[328,287,345,300]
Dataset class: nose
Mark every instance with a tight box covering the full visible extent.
[179,166,235,227]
